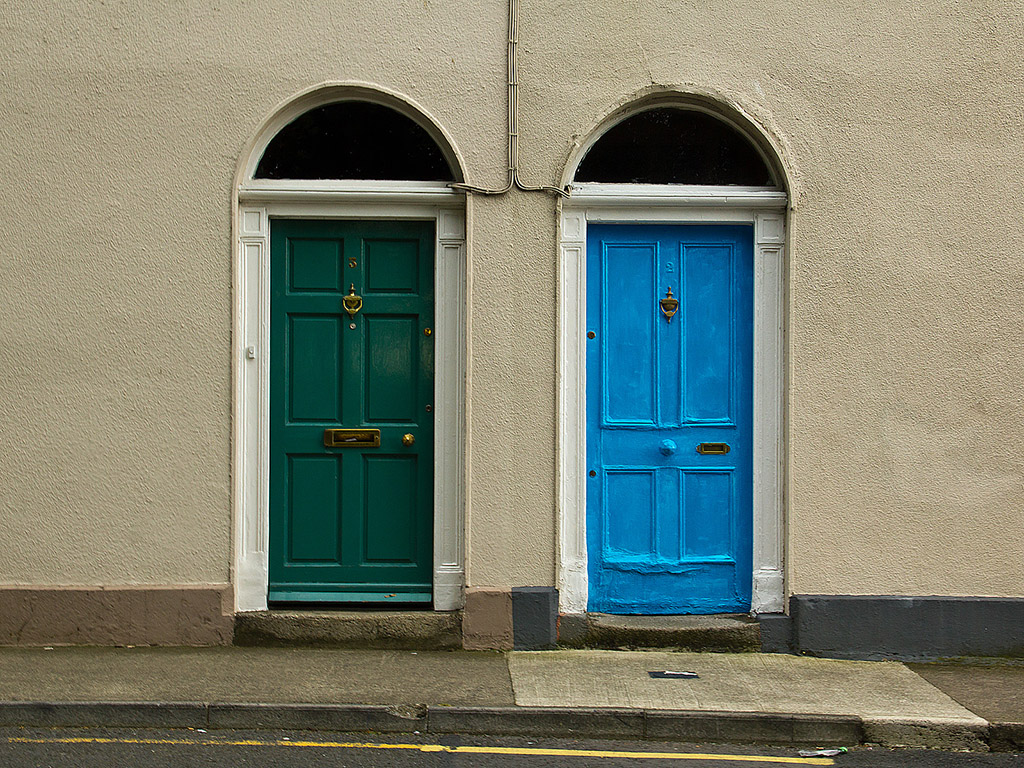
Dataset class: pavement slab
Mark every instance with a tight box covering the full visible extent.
[508,650,986,725]
[908,662,1024,725]
[0,647,514,706]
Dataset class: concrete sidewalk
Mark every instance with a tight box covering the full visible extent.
[0,647,1019,752]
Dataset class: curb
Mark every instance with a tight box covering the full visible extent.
[0,701,857,746]
[0,702,209,729]
[861,716,990,752]
[0,702,1013,751]
[989,722,1024,752]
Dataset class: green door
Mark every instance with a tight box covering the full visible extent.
[269,219,434,604]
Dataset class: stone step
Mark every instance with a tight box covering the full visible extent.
[559,613,761,652]
[233,610,462,650]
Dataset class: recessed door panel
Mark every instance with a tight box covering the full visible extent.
[602,469,655,557]
[287,455,341,563]
[365,238,420,293]
[365,315,418,423]
[684,244,733,423]
[364,455,418,563]
[602,243,657,425]
[682,470,733,558]
[288,316,343,423]
[288,238,344,293]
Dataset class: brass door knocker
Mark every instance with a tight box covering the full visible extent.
[342,284,363,320]
[659,287,679,323]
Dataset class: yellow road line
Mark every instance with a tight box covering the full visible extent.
[6,736,834,765]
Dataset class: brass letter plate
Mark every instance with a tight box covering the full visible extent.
[696,442,730,455]
[324,428,381,448]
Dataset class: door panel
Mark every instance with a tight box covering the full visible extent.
[288,316,343,422]
[603,469,656,555]
[288,238,344,292]
[602,242,657,424]
[684,244,733,421]
[287,455,341,562]
[270,219,434,604]
[365,315,419,421]
[587,224,753,614]
[366,239,421,292]
[364,455,419,562]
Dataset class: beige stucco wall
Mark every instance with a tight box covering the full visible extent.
[0,0,503,585]
[1,0,1021,598]
[464,192,559,587]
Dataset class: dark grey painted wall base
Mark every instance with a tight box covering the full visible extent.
[759,595,1024,661]
[511,587,558,650]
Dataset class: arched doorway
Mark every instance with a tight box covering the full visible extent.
[233,85,467,612]
[558,98,788,616]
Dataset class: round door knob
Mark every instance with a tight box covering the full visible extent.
[660,439,677,456]
[402,433,416,446]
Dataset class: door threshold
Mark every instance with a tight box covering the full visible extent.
[268,590,432,604]
[234,608,461,649]
[558,612,760,652]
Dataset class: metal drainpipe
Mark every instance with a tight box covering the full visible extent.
[450,0,570,197]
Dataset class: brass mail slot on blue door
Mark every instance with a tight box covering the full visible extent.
[696,442,730,455]
[324,428,381,448]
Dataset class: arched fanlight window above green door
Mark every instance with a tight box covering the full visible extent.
[255,101,455,182]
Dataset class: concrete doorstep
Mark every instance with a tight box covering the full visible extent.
[558,613,761,652]
[233,611,462,650]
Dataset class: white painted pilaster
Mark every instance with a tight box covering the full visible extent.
[557,209,588,613]
[434,207,467,610]
[752,211,785,613]
[235,206,270,612]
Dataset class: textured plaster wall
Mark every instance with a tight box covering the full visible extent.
[1,0,1022,597]
[514,0,1024,598]
[0,0,505,584]
[464,193,559,586]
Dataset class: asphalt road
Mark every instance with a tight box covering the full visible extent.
[0,728,1020,767]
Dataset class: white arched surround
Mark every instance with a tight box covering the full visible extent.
[558,185,787,615]
[232,85,467,612]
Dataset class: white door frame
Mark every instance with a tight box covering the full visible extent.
[558,183,786,615]
[233,182,467,612]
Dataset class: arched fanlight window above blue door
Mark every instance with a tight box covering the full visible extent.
[255,101,455,181]
[575,107,774,186]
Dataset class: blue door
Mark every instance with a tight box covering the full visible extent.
[586,224,753,614]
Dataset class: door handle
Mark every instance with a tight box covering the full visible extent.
[696,442,730,455]
[402,433,416,446]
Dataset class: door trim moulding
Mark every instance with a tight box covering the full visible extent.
[557,184,786,615]
[233,186,467,612]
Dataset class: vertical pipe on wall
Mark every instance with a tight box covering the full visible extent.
[450,0,568,197]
